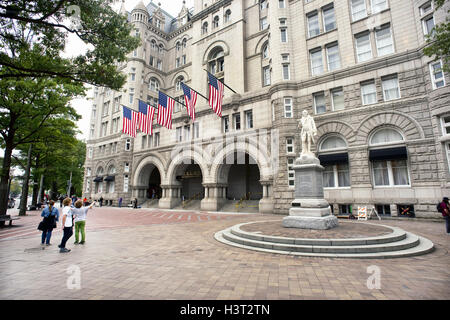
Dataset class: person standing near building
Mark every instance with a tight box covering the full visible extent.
[40,200,59,246]
[99,196,103,207]
[118,197,122,208]
[133,198,138,209]
[58,197,74,253]
[73,200,96,245]
[438,197,450,234]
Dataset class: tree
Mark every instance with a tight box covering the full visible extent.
[423,0,450,72]
[0,0,140,219]
[0,0,140,89]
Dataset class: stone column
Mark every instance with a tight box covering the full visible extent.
[259,179,274,214]
[158,184,182,209]
[201,183,226,211]
[282,154,338,229]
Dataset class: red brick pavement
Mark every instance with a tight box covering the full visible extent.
[0,207,248,241]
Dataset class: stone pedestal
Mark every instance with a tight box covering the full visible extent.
[282,154,338,230]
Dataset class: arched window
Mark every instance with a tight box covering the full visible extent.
[213,16,219,28]
[96,167,104,176]
[370,128,404,145]
[182,38,187,48]
[202,22,208,34]
[95,167,104,193]
[262,43,269,59]
[260,0,268,10]
[318,135,350,188]
[224,9,231,23]
[149,77,160,92]
[176,76,184,91]
[208,48,224,79]
[369,128,409,187]
[108,166,116,175]
[151,39,156,50]
[176,42,181,51]
[106,166,116,193]
[158,44,164,54]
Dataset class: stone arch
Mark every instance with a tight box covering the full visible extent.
[170,70,189,86]
[254,34,269,55]
[165,146,211,185]
[355,111,425,144]
[202,40,230,65]
[105,159,117,172]
[317,133,348,151]
[95,162,106,175]
[143,72,165,88]
[210,141,272,184]
[132,153,167,187]
[316,121,356,145]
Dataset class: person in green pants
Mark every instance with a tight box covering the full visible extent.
[72,200,96,245]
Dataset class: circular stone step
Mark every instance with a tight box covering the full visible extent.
[214,221,434,259]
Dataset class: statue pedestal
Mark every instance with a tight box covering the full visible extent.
[282,154,338,230]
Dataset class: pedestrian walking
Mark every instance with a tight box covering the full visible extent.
[71,195,77,206]
[99,196,103,207]
[118,197,122,208]
[73,200,96,245]
[39,200,59,246]
[133,198,138,209]
[59,195,64,208]
[58,197,74,253]
[438,197,450,234]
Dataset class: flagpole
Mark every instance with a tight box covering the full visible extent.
[181,82,209,102]
[204,69,237,94]
[159,91,187,107]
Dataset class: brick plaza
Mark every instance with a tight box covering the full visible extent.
[0,207,449,300]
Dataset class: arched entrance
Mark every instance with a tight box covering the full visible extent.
[178,163,204,200]
[148,167,161,199]
[136,163,162,207]
[225,153,263,201]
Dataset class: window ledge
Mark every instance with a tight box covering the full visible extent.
[306,27,337,41]
[439,135,450,143]
[324,187,351,190]
[373,185,411,188]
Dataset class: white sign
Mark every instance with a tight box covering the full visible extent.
[358,206,367,220]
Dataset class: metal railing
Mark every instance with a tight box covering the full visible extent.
[182,192,203,208]
[235,192,262,211]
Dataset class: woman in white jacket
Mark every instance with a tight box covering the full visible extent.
[72,200,95,245]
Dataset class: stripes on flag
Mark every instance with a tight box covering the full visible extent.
[180,82,197,122]
[138,99,156,135]
[157,91,175,129]
[208,72,224,118]
[122,105,139,137]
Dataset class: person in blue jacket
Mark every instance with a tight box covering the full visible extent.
[40,200,59,246]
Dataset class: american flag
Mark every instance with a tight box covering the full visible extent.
[138,99,156,135]
[122,106,138,137]
[180,82,197,121]
[157,91,174,129]
[208,72,224,117]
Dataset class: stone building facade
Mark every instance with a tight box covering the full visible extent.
[83,0,450,218]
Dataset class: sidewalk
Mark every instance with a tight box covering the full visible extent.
[0,209,449,300]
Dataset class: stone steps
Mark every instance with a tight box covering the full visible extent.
[214,221,434,259]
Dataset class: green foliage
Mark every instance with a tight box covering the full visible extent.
[0,0,140,90]
[423,0,450,72]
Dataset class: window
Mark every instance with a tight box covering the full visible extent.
[245,110,253,129]
[323,164,350,188]
[371,0,387,13]
[260,17,268,30]
[310,49,323,75]
[129,88,134,104]
[355,32,372,62]
[441,115,450,135]
[149,78,159,92]
[280,28,287,42]
[323,6,336,32]
[429,60,445,89]
[287,158,295,187]
[263,66,271,86]
[154,132,160,147]
[260,0,268,10]
[375,25,394,56]
[184,125,191,141]
[279,0,285,8]
[86,168,91,177]
[326,43,340,71]
[157,60,162,70]
[224,9,231,23]
[88,148,93,158]
[149,56,154,66]
[422,15,434,35]
[222,116,230,133]
[182,55,186,65]
[125,139,131,151]
[114,96,121,112]
[382,75,400,101]
[176,77,184,91]
[208,48,225,79]
[279,18,287,27]
[351,0,367,21]
[284,98,293,118]
[233,113,241,130]
[151,40,156,50]
[141,135,147,149]
[193,122,200,139]
[124,162,129,173]
[339,205,352,215]
[307,12,320,38]
[331,88,345,111]
[90,124,95,138]
[376,204,391,216]
[282,64,290,80]
[130,67,136,81]
[123,175,129,192]
[176,42,181,52]
[262,43,269,58]
[286,138,294,153]
[361,81,377,105]
[314,92,326,114]
[371,128,403,145]
[202,22,208,34]
[176,126,182,142]
[103,101,110,116]
[420,1,433,16]
[133,50,137,57]
[86,180,90,193]
[213,16,219,28]
[176,58,180,68]
[182,38,187,48]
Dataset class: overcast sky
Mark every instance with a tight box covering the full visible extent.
[67,0,194,141]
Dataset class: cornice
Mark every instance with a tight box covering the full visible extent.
[190,0,233,22]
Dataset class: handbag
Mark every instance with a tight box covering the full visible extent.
[38,221,45,231]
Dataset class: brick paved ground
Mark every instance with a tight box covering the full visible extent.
[0,207,449,300]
